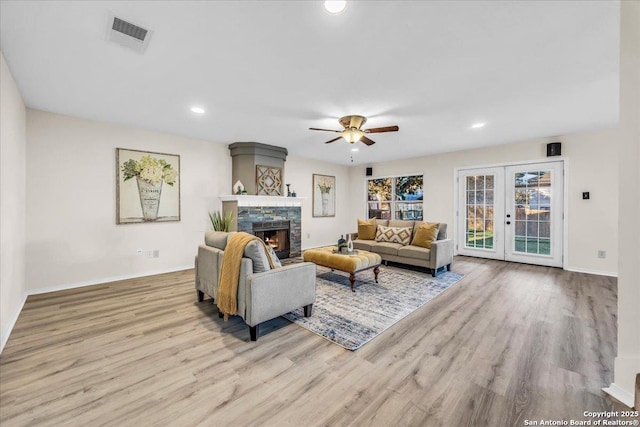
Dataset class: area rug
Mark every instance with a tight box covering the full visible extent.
[282,265,464,350]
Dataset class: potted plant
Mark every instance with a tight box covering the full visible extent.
[209,210,234,232]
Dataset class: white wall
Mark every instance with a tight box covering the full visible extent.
[22,112,350,291]
[25,110,231,292]
[348,128,619,276]
[0,51,27,352]
[285,155,351,249]
[608,0,640,407]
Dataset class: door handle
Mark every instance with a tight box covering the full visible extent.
[506,221,511,225]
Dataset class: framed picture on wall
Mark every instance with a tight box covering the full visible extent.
[116,148,180,224]
[256,164,283,196]
[312,174,336,217]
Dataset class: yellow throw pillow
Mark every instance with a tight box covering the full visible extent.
[411,222,440,249]
[357,218,377,240]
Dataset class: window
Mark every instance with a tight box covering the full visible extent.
[465,174,495,250]
[367,175,423,220]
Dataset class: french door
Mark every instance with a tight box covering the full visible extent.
[457,161,564,267]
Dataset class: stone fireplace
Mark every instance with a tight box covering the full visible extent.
[220,196,303,258]
[220,142,303,259]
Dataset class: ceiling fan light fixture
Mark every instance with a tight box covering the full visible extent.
[343,128,363,143]
[310,114,398,146]
[324,0,346,14]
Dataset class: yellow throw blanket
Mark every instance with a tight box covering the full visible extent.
[217,232,275,320]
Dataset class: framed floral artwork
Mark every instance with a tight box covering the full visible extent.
[313,174,335,217]
[116,148,180,224]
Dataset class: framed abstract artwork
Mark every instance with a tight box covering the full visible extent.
[116,148,180,224]
[313,174,335,217]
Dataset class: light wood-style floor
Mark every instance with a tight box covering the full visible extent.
[0,256,631,426]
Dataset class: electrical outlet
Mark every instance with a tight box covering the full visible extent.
[597,250,606,259]
[153,250,160,258]
[306,233,311,239]
[137,249,143,256]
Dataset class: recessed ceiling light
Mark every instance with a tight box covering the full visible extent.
[324,0,346,14]
[471,122,486,129]
[351,147,359,152]
[191,106,205,114]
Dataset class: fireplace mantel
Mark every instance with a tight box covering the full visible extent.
[218,195,305,207]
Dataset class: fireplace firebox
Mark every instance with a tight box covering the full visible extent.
[252,220,290,259]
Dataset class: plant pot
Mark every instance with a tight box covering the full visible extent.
[136,176,163,221]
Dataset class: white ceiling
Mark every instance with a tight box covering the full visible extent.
[0,1,619,165]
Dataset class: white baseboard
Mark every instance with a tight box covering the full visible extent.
[564,266,618,277]
[603,383,635,408]
[0,293,28,354]
[27,265,194,296]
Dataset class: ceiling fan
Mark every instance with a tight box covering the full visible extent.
[309,115,399,146]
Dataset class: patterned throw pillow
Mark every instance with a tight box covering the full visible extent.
[375,225,412,245]
[411,222,440,249]
[357,218,377,240]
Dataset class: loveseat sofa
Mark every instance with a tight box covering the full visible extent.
[195,231,316,341]
[351,219,453,277]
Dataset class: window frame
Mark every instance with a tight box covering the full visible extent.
[365,173,424,221]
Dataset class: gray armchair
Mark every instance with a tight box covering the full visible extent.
[195,231,316,341]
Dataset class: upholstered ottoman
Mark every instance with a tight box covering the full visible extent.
[302,246,381,292]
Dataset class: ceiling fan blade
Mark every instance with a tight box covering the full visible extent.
[364,125,399,133]
[309,127,341,132]
[360,135,376,146]
[324,136,344,144]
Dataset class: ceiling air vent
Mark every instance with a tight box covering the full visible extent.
[107,15,152,53]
